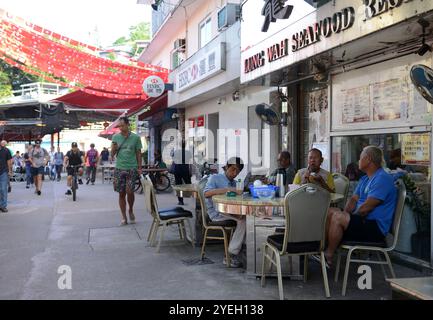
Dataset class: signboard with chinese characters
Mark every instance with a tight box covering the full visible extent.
[401,133,431,166]
[196,115,205,137]
[188,118,196,137]
[175,42,226,92]
[240,0,433,84]
[142,76,165,98]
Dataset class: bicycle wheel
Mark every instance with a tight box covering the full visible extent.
[154,174,170,192]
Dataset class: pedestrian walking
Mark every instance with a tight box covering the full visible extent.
[29,140,49,196]
[53,147,64,181]
[23,145,34,188]
[100,147,109,165]
[171,141,192,206]
[85,143,99,185]
[0,142,12,212]
[111,116,142,226]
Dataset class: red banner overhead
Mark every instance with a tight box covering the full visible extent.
[0,9,169,100]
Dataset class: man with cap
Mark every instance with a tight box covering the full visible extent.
[203,157,246,268]
[64,142,85,196]
[29,140,49,196]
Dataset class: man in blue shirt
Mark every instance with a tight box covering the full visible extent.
[325,146,397,267]
[204,157,245,268]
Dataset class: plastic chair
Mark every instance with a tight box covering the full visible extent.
[261,184,331,299]
[334,179,406,296]
[332,173,350,209]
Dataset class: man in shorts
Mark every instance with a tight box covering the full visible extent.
[29,140,49,196]
[324,146,397,268]
[111,117,142,225]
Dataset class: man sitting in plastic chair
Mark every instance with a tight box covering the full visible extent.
[324,145,397,268]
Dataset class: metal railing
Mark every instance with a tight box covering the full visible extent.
[11,82,62,99]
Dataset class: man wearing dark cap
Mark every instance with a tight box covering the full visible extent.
[64,142,84,196]
[29,140,49,196]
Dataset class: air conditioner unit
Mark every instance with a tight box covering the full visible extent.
[174,38,186,52]
[217,3,240,31]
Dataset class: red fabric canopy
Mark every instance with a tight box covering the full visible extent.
[51,90,148,111]
[98,126,120,139]
[0,9,169,99]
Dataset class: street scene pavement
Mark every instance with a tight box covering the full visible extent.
[0,173,426,300]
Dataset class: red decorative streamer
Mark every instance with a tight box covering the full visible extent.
[0,8,169,100]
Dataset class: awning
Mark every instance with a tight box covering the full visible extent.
[98,126,120,140]
[51,90,149,112]
[135,92,168,121]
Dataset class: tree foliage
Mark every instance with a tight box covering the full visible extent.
[113,22,151,56]
[0,60,39,99]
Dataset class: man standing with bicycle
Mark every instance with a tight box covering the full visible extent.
[64,142,84,196]
[111,116,142,226]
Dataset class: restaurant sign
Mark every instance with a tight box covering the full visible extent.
[241,0,430,83]
[175,42,226,93]
[401,133,431,166]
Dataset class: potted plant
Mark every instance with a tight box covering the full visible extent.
[402,175,431,260]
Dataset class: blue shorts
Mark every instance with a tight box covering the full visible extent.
[31,166,45,176]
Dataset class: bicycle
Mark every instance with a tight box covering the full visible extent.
[134,168,171,193]
[68,165,82,201]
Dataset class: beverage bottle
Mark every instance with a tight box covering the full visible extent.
[236,178,243,193]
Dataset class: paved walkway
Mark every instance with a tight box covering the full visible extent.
[0,175,426,300]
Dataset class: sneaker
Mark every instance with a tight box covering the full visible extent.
[26,185,30,189]
[65,190,72,195]
[78,179,83,185]
[178,201,185,206]
[0,207,8,213]
[37,190,41,196]
[223,254,243,268]
[91,182,95,185]
[86,178,90,185]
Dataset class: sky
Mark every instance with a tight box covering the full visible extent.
[0,0,151,48]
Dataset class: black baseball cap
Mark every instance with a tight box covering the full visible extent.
[35,140,41,145]
[71,142,78,147]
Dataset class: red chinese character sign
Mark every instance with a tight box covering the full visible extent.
[0,9,169,100]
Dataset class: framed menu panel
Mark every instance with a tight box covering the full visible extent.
[332,54,431,132]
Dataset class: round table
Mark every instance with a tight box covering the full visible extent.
[212,193,344,216]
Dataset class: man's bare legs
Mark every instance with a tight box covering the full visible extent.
[126,187,135,222]
[118,189,135,223]
[325,208,351,264]
[119,191,128,223]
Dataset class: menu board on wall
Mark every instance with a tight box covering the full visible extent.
[372,78,408,121]
[331,54,432,131]
[341,85,370,124]
[401,133,431,166]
